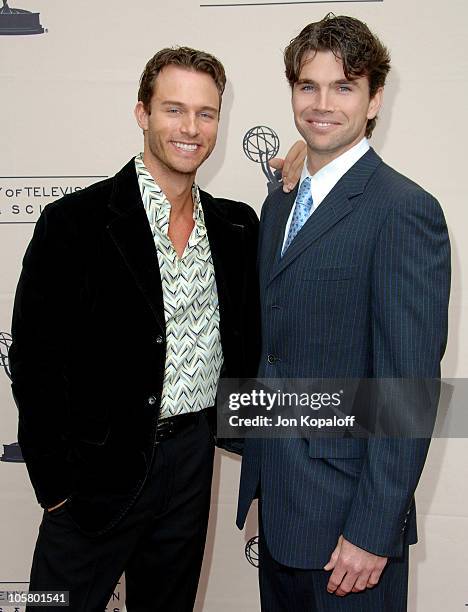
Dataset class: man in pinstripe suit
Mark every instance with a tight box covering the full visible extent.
[237,14,451,611]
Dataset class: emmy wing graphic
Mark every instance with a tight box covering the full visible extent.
[243,126,282,194]
[0,0,45,35]
[0,331,24,462]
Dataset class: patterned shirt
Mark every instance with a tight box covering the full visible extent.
[135,153,223,418]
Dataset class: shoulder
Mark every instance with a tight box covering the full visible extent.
[42,176,113,225]
[199,189,259,228]
[257,183,291,218]
[372,161,443,216]
[29,178,113,248]
[367,162,448,243]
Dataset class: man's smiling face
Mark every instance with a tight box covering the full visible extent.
[292,50,382,167]
[136,64,220,178]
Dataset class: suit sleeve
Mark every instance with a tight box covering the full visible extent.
[342,191,450,557]
[9,203,79,509]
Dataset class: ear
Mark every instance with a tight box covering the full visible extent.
[367,87,384,120]
[134,101,150,131]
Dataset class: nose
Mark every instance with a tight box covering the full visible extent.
[180,113,199,138]
[314,88,333,113]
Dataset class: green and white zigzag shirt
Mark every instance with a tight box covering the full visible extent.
[135,153,223,418]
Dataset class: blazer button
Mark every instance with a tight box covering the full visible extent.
[148,395,158,405]
[155,335,164,345]
[267,354,277,364]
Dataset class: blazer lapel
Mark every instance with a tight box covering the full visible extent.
[268,148,382,285]
[200,190,244,330]
[106,160,165,331]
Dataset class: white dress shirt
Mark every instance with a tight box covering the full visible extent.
[282,138,370,251]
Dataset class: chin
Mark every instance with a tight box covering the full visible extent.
[174,164,200,176]
[165,157,199,174]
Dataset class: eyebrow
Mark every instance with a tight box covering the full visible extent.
[160,100,219,113]
[295,78,356,86]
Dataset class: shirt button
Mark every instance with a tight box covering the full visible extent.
[267,355,277,364]
[148,395,157,405]
[155,335,164,345]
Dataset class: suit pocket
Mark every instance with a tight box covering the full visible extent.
[302,266,357,281]
[308,438,366,458]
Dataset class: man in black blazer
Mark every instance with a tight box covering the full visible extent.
[9,47,260,611]
[237,15,450,610]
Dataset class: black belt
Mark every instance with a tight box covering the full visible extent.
[155,408,210,444]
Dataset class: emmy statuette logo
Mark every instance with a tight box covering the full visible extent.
[245,536,259,568]
[0,331,24,463]
[243,126,282,194]
[0,331,11,380]
[0,0,45,35]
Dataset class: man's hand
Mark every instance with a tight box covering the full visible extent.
[269,140,307,193]
[47,499,68,512]
[323,535,388,596]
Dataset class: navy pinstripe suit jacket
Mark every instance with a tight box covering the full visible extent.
[237,148,450,569]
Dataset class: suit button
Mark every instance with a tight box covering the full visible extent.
[155,335,164,345]
[267,354,277,364]
[148,395,157,405]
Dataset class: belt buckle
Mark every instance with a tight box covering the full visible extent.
[155,416,174,444]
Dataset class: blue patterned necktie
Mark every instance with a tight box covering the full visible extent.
[282,176,313,255]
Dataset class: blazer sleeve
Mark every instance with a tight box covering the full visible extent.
[216,203,260,456]
[241,204,261,376]
[9,202,79,509]
[342,190,451,557]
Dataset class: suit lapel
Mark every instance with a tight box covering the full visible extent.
[200,191,244,324]
[106,160,165,331]
[267,148,382,286]
[264,187,297,276]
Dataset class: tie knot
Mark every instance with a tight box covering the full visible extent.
[298,175,311,195]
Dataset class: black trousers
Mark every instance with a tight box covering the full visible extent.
[27,412,215,612]
[258,512,409,612]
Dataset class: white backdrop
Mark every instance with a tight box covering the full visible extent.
[1,1,467,610]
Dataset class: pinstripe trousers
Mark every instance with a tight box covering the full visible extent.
[258,511,409,611]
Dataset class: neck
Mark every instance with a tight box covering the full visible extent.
[142,152,195,215]
[306,137,365,176]
[306,153,335,176]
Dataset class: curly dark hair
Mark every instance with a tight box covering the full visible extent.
[138,46,226,113]
[284,14,391,137]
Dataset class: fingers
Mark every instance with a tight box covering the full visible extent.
[366,564,386,589]
[323,535,342,571]
[326,565,347,594]
[267,142,307,193]
[282,140,307,192]
[327,564,371,597]
[268,157,284,171]
[335,570,360,597]
[324,536,388,597]
[323,553,338,572]
[351,571,372,593]
[268,157,294,194]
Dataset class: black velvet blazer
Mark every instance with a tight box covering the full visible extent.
[9,159,260,535]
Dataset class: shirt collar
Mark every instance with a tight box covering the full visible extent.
[134,152,202,223]
[299,138,370,204]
